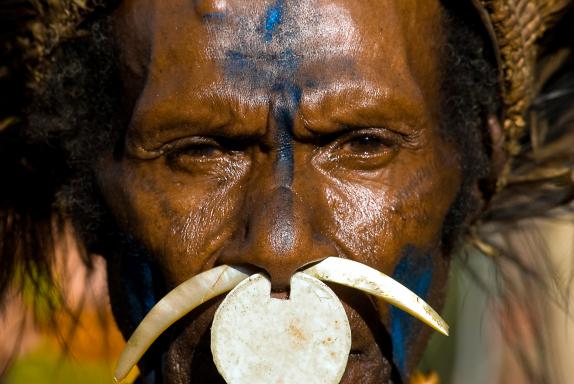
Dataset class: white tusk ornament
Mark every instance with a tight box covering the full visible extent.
[303,257,449,336]
[114,265,251,382]
[114,258,449,383]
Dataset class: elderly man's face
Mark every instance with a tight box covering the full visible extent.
[99,0,461,382]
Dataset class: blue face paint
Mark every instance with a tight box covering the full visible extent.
[115,237,162,378]
[390,245,433,375]
[221,2,303,187]
[202,12,226,21]
[122,243,158,329]
[213,0,362,221]
[272,82,301,186]
[223,48,300,89]
[263,0,284,42]
[262,3,298,187]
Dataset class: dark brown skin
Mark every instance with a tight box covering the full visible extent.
[99,0,462,382]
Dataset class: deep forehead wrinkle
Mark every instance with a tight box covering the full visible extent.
[127,0,435,152]
[128,86,270,152]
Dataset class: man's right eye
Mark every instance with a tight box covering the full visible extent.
[165,137,229,172]
[176,142,224,158]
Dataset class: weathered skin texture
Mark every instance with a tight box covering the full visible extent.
[99,0,462,382]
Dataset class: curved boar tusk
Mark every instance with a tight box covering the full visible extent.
[114,265,252,383]
[115,258,448,382]
[303,257,449,336]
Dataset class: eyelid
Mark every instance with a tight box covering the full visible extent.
[125,134,223,160]
[311,127,402,171]
[161,136,223,152]
[164,137,229,173]
[330,127,402,151]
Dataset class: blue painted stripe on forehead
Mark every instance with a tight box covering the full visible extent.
[264,0,284,42]
[273,82,302,187]
[218,0,303,187]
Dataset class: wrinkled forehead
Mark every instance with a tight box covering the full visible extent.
[113,0,443,106]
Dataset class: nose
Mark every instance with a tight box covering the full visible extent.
[219,185,337,292]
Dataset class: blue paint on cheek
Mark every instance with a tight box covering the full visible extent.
[263,0,284,42]
[123,251,157,328]
[390,246,433,376]
[119,245,163,378]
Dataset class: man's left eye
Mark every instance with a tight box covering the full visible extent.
[323,129,401,170]
[336,128,400,156]
[340,135,394,155]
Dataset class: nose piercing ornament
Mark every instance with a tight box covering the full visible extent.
[114,257,449,383]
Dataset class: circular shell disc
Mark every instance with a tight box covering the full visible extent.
[211,272,351,384]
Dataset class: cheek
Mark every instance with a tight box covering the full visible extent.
[97,156,249,281]
[388,244,450,376]
[321,156,460,265]
[389,246,434,376]
[323,178,394,259]
[318,145,459,327]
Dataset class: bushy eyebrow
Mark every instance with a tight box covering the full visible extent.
[125,86,272,154]
[300,81,429,137]
[126,75,429,151]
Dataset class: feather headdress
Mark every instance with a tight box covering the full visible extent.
[472,0,574,222]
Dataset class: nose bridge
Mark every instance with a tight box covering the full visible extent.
[248,182,324,289]
[218,82,336,290]
[222,176,335,291]
[253,185,297,260]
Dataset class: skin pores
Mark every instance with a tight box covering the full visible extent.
[99,0,462,382]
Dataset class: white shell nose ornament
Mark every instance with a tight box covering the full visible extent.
[114,257,449,383]
[212,273,351,384]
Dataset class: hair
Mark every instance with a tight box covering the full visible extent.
[0,0,571,382]
[440,5,574,384]
[439,0,501,251]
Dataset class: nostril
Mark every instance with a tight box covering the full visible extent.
[215,262,265,278]
[213,260,294,296]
